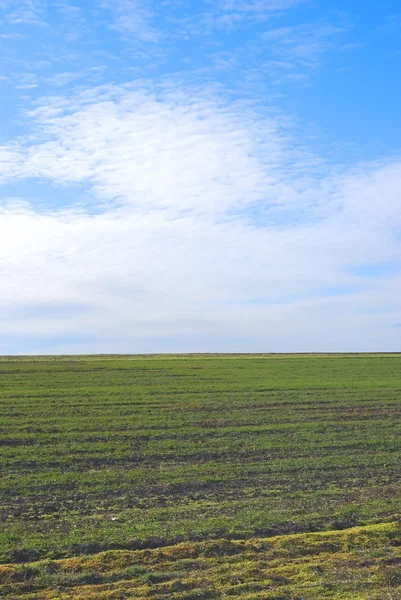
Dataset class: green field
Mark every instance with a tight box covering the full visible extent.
[1,354,401,599]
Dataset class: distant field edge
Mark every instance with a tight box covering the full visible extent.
[1,352,401,360]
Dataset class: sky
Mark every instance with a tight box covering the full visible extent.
[0,0,401,354]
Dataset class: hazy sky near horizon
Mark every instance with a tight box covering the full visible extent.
[1,0,401,354]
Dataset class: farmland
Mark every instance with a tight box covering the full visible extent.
[1,354,401,598]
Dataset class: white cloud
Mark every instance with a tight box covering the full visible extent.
[1,80,401,352]
[3,82,304,215]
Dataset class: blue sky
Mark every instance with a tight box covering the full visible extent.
[0,0,401,353]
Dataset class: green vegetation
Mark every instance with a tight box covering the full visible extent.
[1,353,401,598]
[2,522,401,598]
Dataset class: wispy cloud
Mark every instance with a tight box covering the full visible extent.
[377,12,401,35]
[42,67,107,88]
[200,17,348,88]
[14,71,38,88]
[263,23,345,67]
[173,0,305,36]
[102,0,161,42]
[0,0,45,25]
[219,0,305,16]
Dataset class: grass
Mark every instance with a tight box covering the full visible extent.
[1,353,401,598]
[2,521,401,598]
